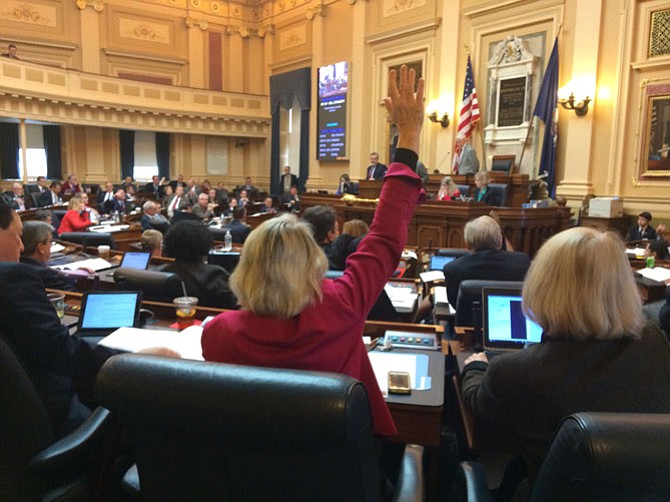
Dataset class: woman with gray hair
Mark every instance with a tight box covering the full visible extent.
[20,221,77,291]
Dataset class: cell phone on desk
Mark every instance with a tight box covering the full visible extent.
[388,371,411,395]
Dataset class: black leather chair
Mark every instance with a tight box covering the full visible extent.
[460,412,670,502]
[59,231,116,250]
[491,155,515,176]
[113,267,183,303]
[436,248,469,259]
[454,280,524,329]
[457,184,471,197]
[0,335,115,501]
[96,354,424,502]
[486,183,509,207]
[208,250,241,272]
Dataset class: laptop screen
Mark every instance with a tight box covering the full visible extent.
[120,252,151,270]
[483,287,543,350]
[429,255,455,271]
[79,292,142,330]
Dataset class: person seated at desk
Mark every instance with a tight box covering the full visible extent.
[437,176,462,201]
[282,186,301,212]
[96,181,115,211]
[0,198,119,437]
[38,181,63,207]
[329,219,369,271]
[443,215,530,308]
[259,196,277,215]
[365,152,387,180]
[140,229,163,257]
[335,173,353,195]
[237,177,259,200]
[20,221,77,292]
[625,211,665,241]
[4,182,28,210]
[222,206,251,244]
[143,175,165,200]
[302,205,339,269]
[57,197,92,235]
[192,193,215,220]
[161,220,237,309]
[61,174,82,195]
[238,189,250,207]
[75,192,100,224]
[122,176,137,194]
[473,171,500,206]
[460,227,670,500]
[103,189,133,215]
[141,201,170,233]
[160,185,173,210]
[202,65,424,454]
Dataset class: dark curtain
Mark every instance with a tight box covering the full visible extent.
[269,68,311,195]
[0,123,19,179]
[119,130,135,179]
[155,132,170,179]
[43,125,62,180]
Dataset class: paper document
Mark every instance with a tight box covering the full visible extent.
[51,242,65,253]
[368,351,431,396]
[420,270,445,283]
[434,286,452,309]
[636,267,670,283]
[384,284,418,311]
[52,257,113,272]
[401,250,418,260]
[625,247,646,257]
[89,224,130,233]
[98,326,204,361]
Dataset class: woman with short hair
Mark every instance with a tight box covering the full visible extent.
[57,197,92,235]
[461,227,670,497]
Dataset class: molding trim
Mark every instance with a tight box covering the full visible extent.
[76,0,105,13]
[269,55,311,71]
[365,18,442,46]
[631,56,670,70]
[0,37,77,52]
[102,48,187,66]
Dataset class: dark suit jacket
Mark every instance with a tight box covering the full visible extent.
[19,257,77,291]
[38,190,62,207]
[280,173,299,192]
[474,186,501,206]
[0,263,114,436]
[222,219,251,244]
[365,163,388,180]
[282,193,301,211]
[443,248,531,308]
[143,182,164,199]
[104,198,132,214]
[160,261,237,309]
[626,225,657,241]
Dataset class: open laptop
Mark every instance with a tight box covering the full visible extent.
[429,255,455,271]
[76,291,142,338]
[105,251,151,276]
[482,287,543,352]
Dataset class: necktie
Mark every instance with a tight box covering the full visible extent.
[171,197,179,211]
[368,166,375,180]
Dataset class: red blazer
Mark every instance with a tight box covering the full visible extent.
[58,210,91,235]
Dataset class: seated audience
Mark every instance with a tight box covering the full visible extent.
[461,227,670,499]
[282,186,301,211]
[443,215,530,308]
[38,181,63,207]
[238,189,250,207]
[0,198,119,437]
[103,189,132,214]
[123,176,136,193]
[302,205,340,269]
[75,192,100,224]
[141,201,170,232]
[237,177,259,199]
[161,185,174,210]
[437,176,461,201]
[20,221,77,291]
[625,211,665,241]
[140,229,163,256]
[202,66,425,453]
[473,171,500,206]
[222,206,251,244]
[192,193,215,220]
[336,173,353,195]
[165,185,185,218]
[645,239,669,261]
[96,181,115,210]
[329,219,369,271]
[259,196,277,214]
[57,197,92,235]
[143,175,165,199]
[5,182,27,210]
[161,220,237,309]
[61,174,82,195]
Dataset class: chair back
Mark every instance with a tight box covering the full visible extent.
[113,268,183,303]
[457,184,471,197]
[96,354,381,501]
[436,248,469,258]
[487,183,510,207]
[0,335,54,499]
[491,155,515,176]
[59,231,116,249]
[530,412,670,501]
[454,279,524,328]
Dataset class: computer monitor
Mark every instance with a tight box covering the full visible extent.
[482,287,543,351]
[120,252,151,270]
[429,255,455,271]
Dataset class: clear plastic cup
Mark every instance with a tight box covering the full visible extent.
[173,296,198,330]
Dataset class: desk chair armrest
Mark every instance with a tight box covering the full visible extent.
[392,444,425,502]
[27,407,114,475]
[459,461,495,502]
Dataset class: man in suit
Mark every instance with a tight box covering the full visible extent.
[96,181,115,211]
[104,189,132,214]
[625,211,665,241]
[282,185,301,212]
[143,175,165,200]
[165,185,185,218]
[280,165,299,195]
[453,134,480,175]
[365,152,387,180]
[237,177,259,199]
[443,215,531,308]
[474,171,501,206]
[36,176,49,193]
[222,206,252,244]
[0,198,116,437]
[5,182,28,210]
[61,174,82,195]
[20,221,77,291]
[38,181,63,207]
[192,193,215,220]
[141,201,170,232]
[302,205,340,269]
[168,174,187,192]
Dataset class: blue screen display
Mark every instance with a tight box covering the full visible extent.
[81,293,139,329]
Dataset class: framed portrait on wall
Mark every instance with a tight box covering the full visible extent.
[639,81,670,178]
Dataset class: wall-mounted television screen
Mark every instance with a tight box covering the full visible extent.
[317,61,348,160]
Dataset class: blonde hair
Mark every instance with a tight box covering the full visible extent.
[474,171,489,184]
[140,229,163,255]
[342,219,369,238]
[464,215,501,251]
[68,197,82,210]
[523,227,644,340]
[230,213,328,318]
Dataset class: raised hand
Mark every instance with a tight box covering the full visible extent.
[384,65,425,154]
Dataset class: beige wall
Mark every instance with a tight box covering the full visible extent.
[1,0,669,222]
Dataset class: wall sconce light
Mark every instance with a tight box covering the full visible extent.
[558,92,591,117]
[428,111,450,128]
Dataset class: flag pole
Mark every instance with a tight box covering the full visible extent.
[476,121,487,171]
[517,118,534,175]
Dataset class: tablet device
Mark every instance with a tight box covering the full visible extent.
[77,291,142,337]
[120,252,151,270]
[429,255,455,271]
[482,287,543,351]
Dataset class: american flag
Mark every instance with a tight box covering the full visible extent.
[457,55,480,139]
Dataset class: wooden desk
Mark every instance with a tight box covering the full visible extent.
[581,215,630,238]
